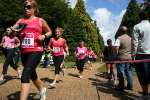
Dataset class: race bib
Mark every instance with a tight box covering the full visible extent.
[53,47,60,53]
[22,33,34,48]
[79,50,85,54]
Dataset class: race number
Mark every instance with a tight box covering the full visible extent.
[53,47,60,53]
[22,33,34,48]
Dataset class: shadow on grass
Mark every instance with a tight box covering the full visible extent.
[7,91,39,100]
[88,75,138,100]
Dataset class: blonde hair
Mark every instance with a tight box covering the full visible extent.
[24,0,39,16]
[56,27,64,33]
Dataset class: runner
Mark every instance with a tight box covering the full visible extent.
[12,0,52,100]
[86,47,95,70]
[48,27,69,87]
[0,27,21,83]
[75,41,87,78]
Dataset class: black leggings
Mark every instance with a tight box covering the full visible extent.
[21,52,42,83]
[53,55,64,74]
[76,59,86,73]
[2,48,17,74]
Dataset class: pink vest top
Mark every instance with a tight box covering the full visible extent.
[19,17,43,53]
[76,47,87,60]
[3,36,16,49]
[51,38,65,56]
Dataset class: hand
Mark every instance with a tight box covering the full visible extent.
[66,52,69,56]
[38,35,45,41]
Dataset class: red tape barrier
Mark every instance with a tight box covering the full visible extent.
[104,59,150,64]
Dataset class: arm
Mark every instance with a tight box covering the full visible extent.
[132,26,139,55]
[47,39,53,52]
[114,38,120,54]
[15,37,20,48]
[0,36,5,47]
[38,18,52,41]
[64,40,69,56]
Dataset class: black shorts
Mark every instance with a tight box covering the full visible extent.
[53,55,64,74]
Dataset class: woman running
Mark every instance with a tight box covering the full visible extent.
[48,27,69,87]
[0,27,21,82]
[75,41,87,78]
[87,47,95,70]
[12,0,52,100]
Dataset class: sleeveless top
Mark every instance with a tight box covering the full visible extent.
[18,17,43,53]
[87,50,94,58]
[50,38,65,56]
[3,36,16,49]
[76,47,87,60]
[103,46,117,61]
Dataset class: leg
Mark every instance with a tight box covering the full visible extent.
[1,49,15,75]
[116,63,125,90]
[20,53,43,100]
[51,55,64,85]
[79,59,86,78]
[106,64,111,80]
[125,63,133,89]
[135,62,149,95]
[111,64,117,86]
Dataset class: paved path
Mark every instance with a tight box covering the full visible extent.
[0,63,142,100]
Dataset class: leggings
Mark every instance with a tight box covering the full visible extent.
[21,52,42,83]
[2,48,17,74]
[76,59,86,73]
[53,55,64,74]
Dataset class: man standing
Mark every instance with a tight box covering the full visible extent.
[115,26,133,91]
[132,11,150,98]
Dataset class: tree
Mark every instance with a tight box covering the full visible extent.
[74,0,104,56]
[115,0,140,38]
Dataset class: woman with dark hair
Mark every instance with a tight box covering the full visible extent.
[103,39,117,86]
[75,41,87,78]
[0,27,21,82]
[12,0,52,100]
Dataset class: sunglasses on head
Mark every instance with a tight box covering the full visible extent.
[24,5,32,9]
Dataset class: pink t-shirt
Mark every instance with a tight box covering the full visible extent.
[50,38,66,56]
[76,47,87,60]
[18,17,43,53]
[3,36,16,49]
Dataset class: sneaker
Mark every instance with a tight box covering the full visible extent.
[48,83,56,88]
[79,75,83,79]
[0,76,5,85]
[40,87,46,100]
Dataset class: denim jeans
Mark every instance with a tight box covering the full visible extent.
[117,63,133,89]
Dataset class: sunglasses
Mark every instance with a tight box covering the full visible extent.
[24,5,32,10]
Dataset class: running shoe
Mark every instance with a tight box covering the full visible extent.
[48,83,56,88]
[79,75,83,79]
[0,76,5,85]
[40,87,46,100]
